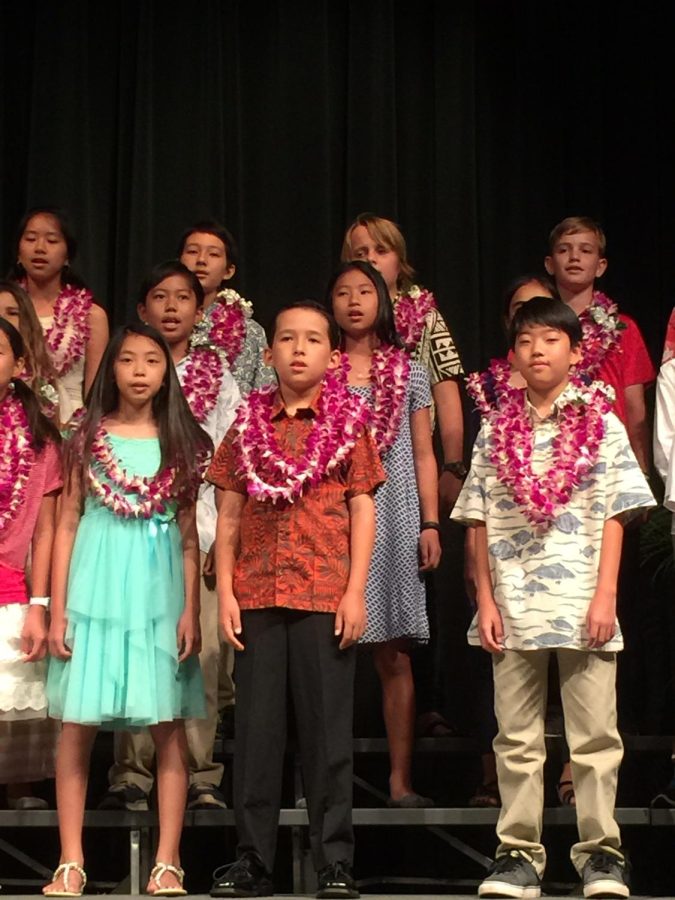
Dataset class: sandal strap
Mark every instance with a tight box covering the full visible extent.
[151,862,185,888]
[53,862,87,892]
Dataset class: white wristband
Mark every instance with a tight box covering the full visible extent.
[29,596,50,608]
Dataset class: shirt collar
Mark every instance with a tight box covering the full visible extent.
[525,382,575,423]
[270,387,321,421]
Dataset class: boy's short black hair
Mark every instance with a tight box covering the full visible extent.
[266,300,340,350]
[508,296,582,350]
[176,219,239,269]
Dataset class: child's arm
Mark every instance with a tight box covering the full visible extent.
[433,379,464,513]
[586,516,624,649]
[624,383,651,473]
[21,491,59,662]
[654,361,675,483]
[335,492,375,650]
[215,488,246,651]
[177,502,202,661]
[411,406,442,572]
[49,473,83,660]
[473,523,504,653]
[84,304,110,396]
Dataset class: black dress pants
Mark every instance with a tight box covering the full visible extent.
[234,607,356,873]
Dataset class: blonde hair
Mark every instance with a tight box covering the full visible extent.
[341,213,416,291]
[0,280,57,393]
[548,216,607,256]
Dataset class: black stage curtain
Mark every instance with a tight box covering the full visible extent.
[2,1,675,372]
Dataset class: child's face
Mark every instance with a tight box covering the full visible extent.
[507,280,553,323]
[114,333,167,406]
[348,225,401,295]
[180,232,235,296]
[331,268,379,338]
[544,230,607,294]
[0,331,23,400]
[138,275,201,348]
[265,308,340,396]
[0,292,21,331]
[18,213,69,283]
[512,323,581,396]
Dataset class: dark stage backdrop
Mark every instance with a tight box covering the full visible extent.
[1,0,675,373]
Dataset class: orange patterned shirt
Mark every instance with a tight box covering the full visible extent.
[206,390,385,613]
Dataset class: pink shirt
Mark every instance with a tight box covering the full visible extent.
[0,441,62,573]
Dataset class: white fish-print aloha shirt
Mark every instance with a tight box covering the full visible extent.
[452,399,655,652]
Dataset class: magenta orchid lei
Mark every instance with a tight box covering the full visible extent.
[181,334,228,424]
[203,288,253,367]
[232,367,370,504]
[87,427,179,518]
[393,285,436,350]
[363,345,410,455]
[0,387,35,533]
[472,374,613,527]
[576,291,626,379]
[35,283,93,377]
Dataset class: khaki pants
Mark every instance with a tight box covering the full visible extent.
[109,553,234,791]
[492,648,623,876]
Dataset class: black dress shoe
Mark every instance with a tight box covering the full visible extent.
[316,861,359,899]
[210,853,273,897]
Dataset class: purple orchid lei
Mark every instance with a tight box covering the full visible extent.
[393,285,436,350]
[0,387,35,533]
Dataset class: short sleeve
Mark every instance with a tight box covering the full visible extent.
[601,413,656,521]
[205,426,247,494]
[345,431,386,498]
[662,307,675,364]
[451,422,490,525]
[620,315,656,387]
[418,307,464,384]
[409,361,432,414]
[41,441,63,494]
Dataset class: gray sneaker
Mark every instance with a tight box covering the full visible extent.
[478,850,541,899]
[582,850,629,898]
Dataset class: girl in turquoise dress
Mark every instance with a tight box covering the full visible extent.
[44,323,212,898]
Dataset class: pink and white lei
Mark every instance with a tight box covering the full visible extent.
[577,291,626,379]
[232,368,370,504]
[37,284,92,377]
[0,387,35,533]
[181,334,228,424]
[361,345,410,455]
[394,285,436,350]
[475,377,614,527]
[87,427,179,519]
[204,288,253,367]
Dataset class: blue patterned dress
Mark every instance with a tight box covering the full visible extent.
[351,362,432,644]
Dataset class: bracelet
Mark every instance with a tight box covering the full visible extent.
[442,461,468,479]
[420,521,441,533]
[29,596,50,608]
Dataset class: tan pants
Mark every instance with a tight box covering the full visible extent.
[492,648,623,876]
[109,554,234,791]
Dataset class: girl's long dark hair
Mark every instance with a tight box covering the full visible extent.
[0,318,60,450]
[326,260,404,349]
[66,323,212,499]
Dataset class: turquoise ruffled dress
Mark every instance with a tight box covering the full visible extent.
[47,435,205,728]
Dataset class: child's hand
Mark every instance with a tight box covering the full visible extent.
[177,608,201,661]
[477,602,504,653]
[21,606,48,662]
[334,589,367,650]
[586,587,617,648]
[48,615,72,660]
[203,543,216,577]
[418,529,442,572]
[219,593,244,651]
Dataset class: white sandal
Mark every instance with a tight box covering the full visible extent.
[148,862,187,897]
[43,862,87,897]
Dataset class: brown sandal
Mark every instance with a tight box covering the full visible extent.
[468,780,501,808]
[557,779,576,806]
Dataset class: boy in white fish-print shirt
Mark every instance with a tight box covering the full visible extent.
[452,298,654,900]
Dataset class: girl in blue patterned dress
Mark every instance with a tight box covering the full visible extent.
[44,324,211,898]
[329,260,441,808]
